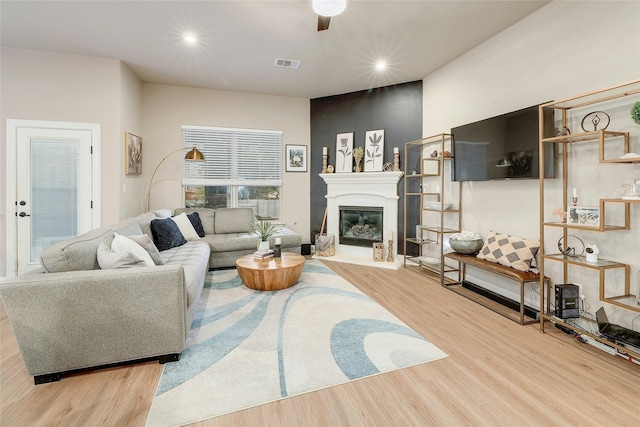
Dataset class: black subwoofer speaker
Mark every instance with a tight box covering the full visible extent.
[301,243,312,256]
[555,284,580,319]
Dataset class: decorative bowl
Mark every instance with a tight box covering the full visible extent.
[428,201,451,210]
[449,238,483,255]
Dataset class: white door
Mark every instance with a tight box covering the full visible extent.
[8,122,98,275]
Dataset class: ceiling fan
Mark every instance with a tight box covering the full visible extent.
[313,0,347,31]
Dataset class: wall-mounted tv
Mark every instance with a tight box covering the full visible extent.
[451,104,555,181]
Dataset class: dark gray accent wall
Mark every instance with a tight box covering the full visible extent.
[309,80,423,253]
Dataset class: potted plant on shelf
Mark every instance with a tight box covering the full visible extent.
[250,221,281,252]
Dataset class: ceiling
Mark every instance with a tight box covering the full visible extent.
[0,1,550,99]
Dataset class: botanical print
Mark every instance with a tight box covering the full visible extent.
[364,129,384,171]
[335,132,353,173]
[125,132,142,175]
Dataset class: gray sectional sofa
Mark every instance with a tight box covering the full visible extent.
[0,207,301,384]
[175,207,302,268]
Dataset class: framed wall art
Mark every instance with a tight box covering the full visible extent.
[364,129,384,172]
[286,144,307,172]
[567,206,600,227]
[335,132,354,173]
[125,132,142,175]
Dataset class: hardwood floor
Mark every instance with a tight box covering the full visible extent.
[2,261,639,426]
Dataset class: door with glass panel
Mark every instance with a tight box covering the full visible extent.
[16,127,93,274]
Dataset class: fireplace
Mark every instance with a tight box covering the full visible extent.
[319,171,403,269]
[339,206,383,247]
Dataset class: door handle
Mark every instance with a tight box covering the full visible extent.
[18,212,30,217]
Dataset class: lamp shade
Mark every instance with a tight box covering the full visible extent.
[184,147,205,161]
[312,0,346,17]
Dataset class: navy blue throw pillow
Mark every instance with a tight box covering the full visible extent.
[187,212,206,238]
[150,217,187,251]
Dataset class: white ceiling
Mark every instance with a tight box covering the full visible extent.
[0,0,550,99]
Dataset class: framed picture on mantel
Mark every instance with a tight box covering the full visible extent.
[364,129,384,172]
[335,132,353,173]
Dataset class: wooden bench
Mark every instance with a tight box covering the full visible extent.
[444,252,550,325]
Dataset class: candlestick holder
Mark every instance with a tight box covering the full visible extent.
[572,196,578,206]
[393,152,400,171]
[386,239,394,262]
[322,154,328,174]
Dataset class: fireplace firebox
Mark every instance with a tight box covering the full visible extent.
[339,206,383,247]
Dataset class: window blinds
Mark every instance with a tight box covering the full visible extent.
[181,125,283,186]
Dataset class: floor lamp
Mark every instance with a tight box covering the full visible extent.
[146,147,205,211]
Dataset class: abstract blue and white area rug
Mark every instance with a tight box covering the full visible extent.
[145,260,448,426]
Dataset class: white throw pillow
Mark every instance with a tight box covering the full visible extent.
[111,233,155,266]
[97,242,146,269]
[171,212,201,241]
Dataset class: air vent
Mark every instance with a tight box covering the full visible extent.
[274,58,301,69]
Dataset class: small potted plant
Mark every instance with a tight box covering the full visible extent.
[249,221,281,252]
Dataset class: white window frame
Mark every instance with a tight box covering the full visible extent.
[181,125,283,213]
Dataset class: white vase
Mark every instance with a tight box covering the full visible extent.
[257,240,270,252]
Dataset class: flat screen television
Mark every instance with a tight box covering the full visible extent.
[451,104,555,181]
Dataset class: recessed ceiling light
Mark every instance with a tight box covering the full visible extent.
[183,33,197,45]
[375,60,387,71]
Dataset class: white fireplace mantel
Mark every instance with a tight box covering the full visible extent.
[318,171,404,269]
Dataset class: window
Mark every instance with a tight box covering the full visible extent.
[181,125,282,219]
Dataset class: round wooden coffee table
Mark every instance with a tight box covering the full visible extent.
[236,252,305,291]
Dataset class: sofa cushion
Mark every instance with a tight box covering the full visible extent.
[40,228,115,273]
[205,233,260,253]
[187,212,206,237]
[172,212,201,241]
[477,231,540,273]
[126,234,165,265]
[151,218,187,251]
[152,208,173,219]
[174,208,214,235]
[215,207,254,234]
[96,242,147,269]
[161,240,210,307]
[114,222,143,237]
[111,233,155,266]
[111,212,156,237]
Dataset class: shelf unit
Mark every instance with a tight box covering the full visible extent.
[538,79,640,360]
[403,133,461,283]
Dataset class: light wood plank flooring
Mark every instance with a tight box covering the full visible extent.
[2,261,639,426]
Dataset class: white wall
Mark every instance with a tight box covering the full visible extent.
[423,1,640,323]
[0,48,142,277]
[120,62,144,220]
[141,83,311,238]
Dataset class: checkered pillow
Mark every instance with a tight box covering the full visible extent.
[476,231,540,273]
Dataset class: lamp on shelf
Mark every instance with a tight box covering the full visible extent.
[146,147,205,211]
